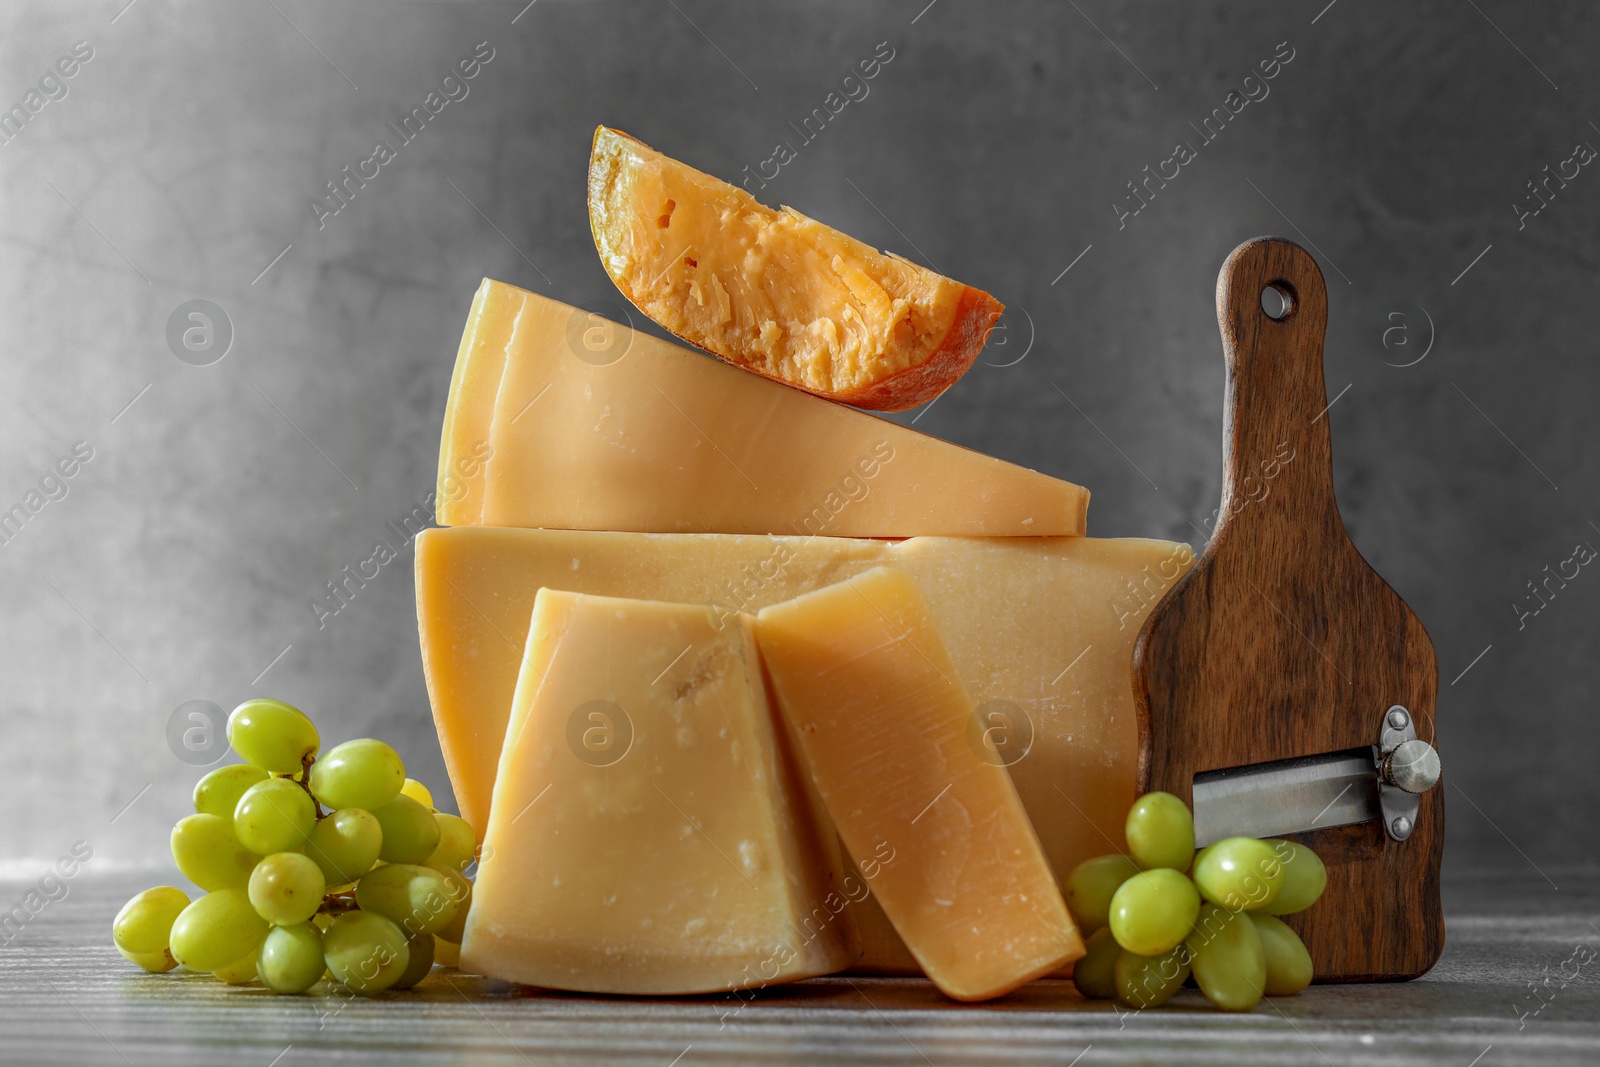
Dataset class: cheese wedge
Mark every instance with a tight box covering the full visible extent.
[588,126,1004,411]
[460,588,857,994]
[436,280,1088,536]
[848,883,923,975]
[753,566,1083,1000]
[414,527,1194,891]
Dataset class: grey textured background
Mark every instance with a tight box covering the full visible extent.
[1,0,1594,897]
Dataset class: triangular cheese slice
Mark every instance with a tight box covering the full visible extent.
[436,279,1088,536]
[461,588,857,994]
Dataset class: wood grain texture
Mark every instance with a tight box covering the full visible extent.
[1,872,1590,1066]
[1133,237,1444,982]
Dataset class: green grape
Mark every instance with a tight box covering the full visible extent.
[1192,837,1284,911]
[1071,927,1120,999]
[113,886,190,957]
[429,868,471,944]
[1249,914,1313,995]
[400,778,434,809]
[355,864,460,937]
[234,778,316,855]
[1064,854,1140,933]
[1187,903,1266,1011]
[1125,792,1195,872]
[213,947,261,985]
[392,930,435,990]
[193,764,270,817]
[1261,840,1327,915]
[171,814,258,891]
[227,699,319,773]
[1114,944,1191,1008]
[168,889,270,973]
[1108,868,1200,956]
[426,814,476,875]
[248,852,327,925]
[434,937,460,969]
[258,922,325,994]
[304,808,383,887]
[308,739,405,812]
[323,911,410,994]
[117,945,177,973]
[373,795,441,864]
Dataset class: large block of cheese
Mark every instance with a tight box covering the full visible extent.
[415,527,1194,892]
[754,566,1083,1000]
[437,279,1088,536]
[460,588,857,994]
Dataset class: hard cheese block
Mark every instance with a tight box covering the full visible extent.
[753,566,1083,1000]
[415,526,1194,890]
[460,588,857,994]
[436,279,1088,536]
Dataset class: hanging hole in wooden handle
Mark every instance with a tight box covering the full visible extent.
[1260,280,1296,321]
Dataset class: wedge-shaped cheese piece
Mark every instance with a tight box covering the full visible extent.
[415,527,1194,893]
[460,589,857,994]
[435,279,1087,536]
[588,126,1003,411]
[846,859,923,976]
[752,566,1083,1000]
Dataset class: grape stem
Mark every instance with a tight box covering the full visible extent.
[294,752,327,819]
[321,891,360,914]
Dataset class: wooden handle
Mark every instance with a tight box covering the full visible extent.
[1215,238,1336,543]
[1133,237,1444,982]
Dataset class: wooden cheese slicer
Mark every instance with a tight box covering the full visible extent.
[1133,236,1444,982]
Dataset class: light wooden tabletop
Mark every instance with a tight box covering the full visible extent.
[1,870,1594,1066]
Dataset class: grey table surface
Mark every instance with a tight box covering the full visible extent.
[1,870,1595,1067]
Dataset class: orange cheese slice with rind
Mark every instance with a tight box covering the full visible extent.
[588,125,1003,412]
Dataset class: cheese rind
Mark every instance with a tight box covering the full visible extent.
[415,527,1194,894]
[587,126,1004,411]
[460,588,856,994]
[435,279,1088,536]
[753,566,1082,1000]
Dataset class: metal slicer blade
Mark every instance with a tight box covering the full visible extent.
[1191,747,1381,846]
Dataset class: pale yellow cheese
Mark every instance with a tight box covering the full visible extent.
[436,279,1089,536]
[460,588,857,994]
[753,566,1083,1000]
[415,527,1194,892]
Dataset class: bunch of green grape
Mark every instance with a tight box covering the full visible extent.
[1065,791,1327,1012]
[111,699,478,995]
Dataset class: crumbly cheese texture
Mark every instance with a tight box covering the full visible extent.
[460,589,857,994]
[754,566,1083,1001]
[587,126,1003,411]
[435,279,1088,536]
[415,527,1195,895]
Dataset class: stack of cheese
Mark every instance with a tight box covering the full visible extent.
[417,128,1195,1002]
